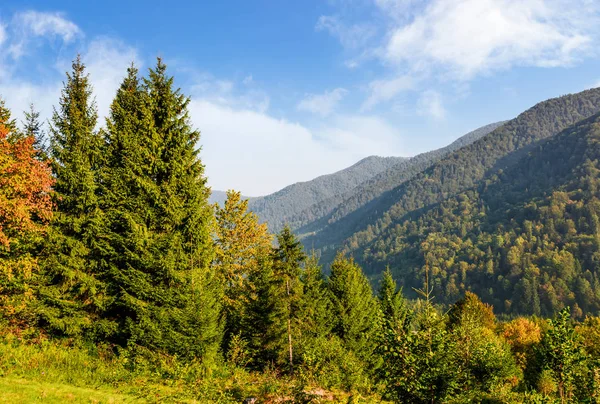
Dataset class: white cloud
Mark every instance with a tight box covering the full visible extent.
[15,11,81,42]
[191,100,404,195]
[316,15,376,50]
[417,90,445,119]
[82,38,140,121]
[297,88,348,117]
[362,75,414,110]
[190,72,270,113]
[374,0,427,21]
[7,11,81,59]
[383,0,596,80]
[0,37,138,134]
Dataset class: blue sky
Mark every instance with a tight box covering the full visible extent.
[1,0,599,195]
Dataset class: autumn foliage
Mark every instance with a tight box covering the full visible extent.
[0,100,53,326]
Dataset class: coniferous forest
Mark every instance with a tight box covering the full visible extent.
[2,56,600,403]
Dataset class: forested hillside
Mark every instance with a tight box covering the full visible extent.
[294,121,505,237]
[305,89,600,266]
[248,155,406,232]
[351,112,600,317]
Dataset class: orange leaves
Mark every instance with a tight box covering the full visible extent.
[0,115,54,250]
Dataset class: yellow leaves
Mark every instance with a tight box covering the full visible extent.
[213,190,273,309]
[502,317,542,348]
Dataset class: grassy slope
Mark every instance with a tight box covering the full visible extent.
[0,333,382,403]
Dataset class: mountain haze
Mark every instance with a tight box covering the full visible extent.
[247,155,407,232]
[294,121,506,239]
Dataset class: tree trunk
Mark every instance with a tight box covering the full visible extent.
[287,278,293,373]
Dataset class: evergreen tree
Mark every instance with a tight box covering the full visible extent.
[39,55,106,338]
[328,253,378,361]
[22,104,47,159]
[271,225,306,373]
[242,257,285,368]
[538,308,586,403]
[378,267,409,330]
[299,253,333,339]
[100,60,221,361]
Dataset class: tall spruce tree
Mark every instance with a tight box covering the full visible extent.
[378,267,409,330]
[272,225,306,373]
[100,60,221,361]
[328,253,378,361]
[299,253,333,340]
[39,56,106,338]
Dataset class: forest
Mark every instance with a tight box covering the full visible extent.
[1,56,600,403]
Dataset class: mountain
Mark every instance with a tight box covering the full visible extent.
[293,121,505,238]
[209,190,254,206]
[307,87,600,316]
[247,155,407,232]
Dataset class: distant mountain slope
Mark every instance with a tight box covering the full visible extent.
[209,190,229,206]
[248,156,407,232]
[306,88,600,267]
[209,190,253,206]
[349,111,600,316]
[294,121,505,238]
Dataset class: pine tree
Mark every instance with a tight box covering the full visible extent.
[39,55,106,338]
[22,104,47,159]
[99,60,222,361]
[299,253,333,339]
[271,225,306,373]
[328,253,378,360]
[242,257,285,368]
[378,267,409,330]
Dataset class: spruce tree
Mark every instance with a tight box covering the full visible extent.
[100,60,221,361]
[271,225,306,373]
[378,267,409,330]
[299,253,333,340]
[22,103,47,159]
[328,253,378,360]
[39,56,106,338]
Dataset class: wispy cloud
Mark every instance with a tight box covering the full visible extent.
[316,15,376,50]
[382,0,597,80]
[417,90,445,120]
[297,88,348,117]
[9,11,82,58]
[362,75,414,110]
[321,0,600,112]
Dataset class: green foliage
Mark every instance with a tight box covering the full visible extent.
[328,254,378,362]
[99,60,221,362]
[39,55,106,338]
[308,89,600,319]
[537,308,587,402]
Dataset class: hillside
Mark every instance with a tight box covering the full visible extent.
[352,111,600,317]
[248,155,407,232]
[304,88,600,265]
[294,121,505,237]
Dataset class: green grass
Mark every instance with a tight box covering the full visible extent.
[0,376,140,403]
[0,332,382,403]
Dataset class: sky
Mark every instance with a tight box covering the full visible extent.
[1,0,600,196]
